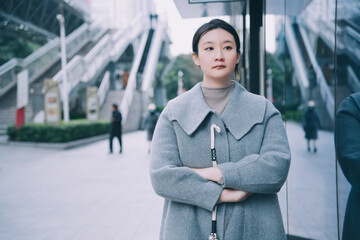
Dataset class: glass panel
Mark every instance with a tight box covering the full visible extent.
[285,0,338,238]
[264,0,349,239]
[335,0,359,239]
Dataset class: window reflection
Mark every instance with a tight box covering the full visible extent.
[264,0,358,239]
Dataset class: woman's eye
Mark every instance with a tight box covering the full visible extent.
[224,46,233,50]
[205,47,213,51]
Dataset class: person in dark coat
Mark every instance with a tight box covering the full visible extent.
[109,103,122,154]
[335,92,360,240]
[302,100,321,152]
[143,103,159,153]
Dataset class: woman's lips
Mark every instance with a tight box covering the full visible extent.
[213,65,226,69]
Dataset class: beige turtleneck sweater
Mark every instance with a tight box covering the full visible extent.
[201,82,234,115]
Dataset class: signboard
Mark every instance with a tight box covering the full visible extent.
[17,69,29,109]
[86,87,99,121]
[44,79,61,124]
[45,92,60,123]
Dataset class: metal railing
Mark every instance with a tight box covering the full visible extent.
[120,29,150,123]
[0,22,92,98]
[53,14,145,100]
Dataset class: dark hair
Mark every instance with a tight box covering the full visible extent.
[192,19,241,73]
[112,104,118,109]
[192,19,240,55]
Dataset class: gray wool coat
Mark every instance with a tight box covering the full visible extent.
[150,81,291,240]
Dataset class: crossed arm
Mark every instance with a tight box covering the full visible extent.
[191,167,251,203]
[150,108,290,210]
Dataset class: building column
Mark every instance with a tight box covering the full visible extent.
[249,0,263,95]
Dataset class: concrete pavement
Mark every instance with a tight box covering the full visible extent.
[279,121,350,240]
[0,123,351,240]
[0,131,163,240]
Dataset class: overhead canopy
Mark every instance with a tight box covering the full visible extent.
[0,0,91,42]
[173,0,312,18]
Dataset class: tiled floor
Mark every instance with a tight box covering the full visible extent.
[279,121,350,240]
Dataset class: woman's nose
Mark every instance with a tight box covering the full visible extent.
[214,49,224,61]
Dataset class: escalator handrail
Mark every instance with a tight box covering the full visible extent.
[298,24,335,122]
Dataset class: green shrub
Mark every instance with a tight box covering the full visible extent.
[284,110,303,122]
[7,121,110,143]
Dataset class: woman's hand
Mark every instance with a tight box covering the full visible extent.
[191,166,222,183]
[220,189,252,203]
[191,167,251,202]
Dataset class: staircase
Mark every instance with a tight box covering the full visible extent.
[0,87,34,125]
[0,124,8,143]
[99,90,125,121]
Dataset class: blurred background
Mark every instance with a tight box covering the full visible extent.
[1,0,359,239]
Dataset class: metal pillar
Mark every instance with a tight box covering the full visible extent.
[57,8,69,123]
[249,0,263,95]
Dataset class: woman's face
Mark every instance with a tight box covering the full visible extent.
[192,28,240,86]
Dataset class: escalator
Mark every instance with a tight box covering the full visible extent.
[0,26,107,125]
[285,18,335,129]
[136,29,155,89]
[138,29,155,74]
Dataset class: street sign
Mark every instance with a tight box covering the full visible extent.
[17,69,29,109]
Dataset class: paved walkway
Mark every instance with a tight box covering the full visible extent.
[0,123,351,240]
[0,131,163,240]
[279,121,350,240]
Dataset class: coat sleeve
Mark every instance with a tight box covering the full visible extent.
[218,102,291,194]
[336,96,360,189]
[149,107,223,212]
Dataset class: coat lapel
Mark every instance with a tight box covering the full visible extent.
[221,82,266,140]
[168,82,212,135]
[168,81,266,140]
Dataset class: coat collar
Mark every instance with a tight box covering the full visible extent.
[168,80,266,140]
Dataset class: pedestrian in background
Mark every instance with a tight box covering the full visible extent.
[142,103,159,153]
[335,92,360,240]
[302,100,321,153]
[109,103,122,154]
[149,19,290,240]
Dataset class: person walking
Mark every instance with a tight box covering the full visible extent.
[143,103,159,153]
[109,103,122,154]
[335,92,360,240]
[149,19,291,240]
[302,100,321,153]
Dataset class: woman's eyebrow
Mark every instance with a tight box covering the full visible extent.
[202,40,234,45]
[223,40,235,44]
[202,41,213,45]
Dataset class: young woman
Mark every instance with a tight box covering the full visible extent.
[150,19,291,240]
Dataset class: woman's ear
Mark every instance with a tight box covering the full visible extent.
[192,52,200,66]
[236,52,241,63]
